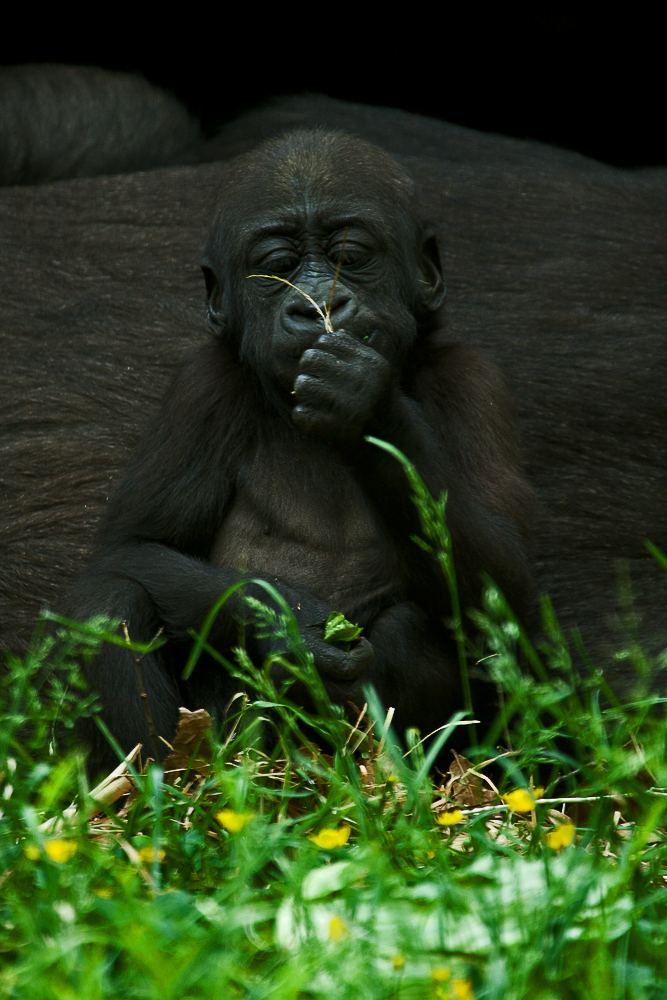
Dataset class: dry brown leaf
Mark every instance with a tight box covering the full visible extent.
[162,708,214,781]
[445,750,493,808]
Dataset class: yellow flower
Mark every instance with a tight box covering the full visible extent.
[308,824,351,848]
[435,809,464,826]
[329,915,348,941]
[452,978,474,1000]
[45,839,78,863]
[391,954,405,970]
[137,846,166,864]
[93,887,113,898]
[24,845,40,861]
[502,787,544,813]
[545,822,575,850]
[432,967,451,982]
[216,809,255,833]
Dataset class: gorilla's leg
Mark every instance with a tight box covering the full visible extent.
[365,601,463,748]
[65,576,181,777]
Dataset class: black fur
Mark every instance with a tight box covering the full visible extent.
[0,64,200,186]
[55,130,533,772]
[0,100,665,773]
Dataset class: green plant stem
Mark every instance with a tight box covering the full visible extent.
[364,435,475,740]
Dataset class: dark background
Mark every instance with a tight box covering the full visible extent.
[2,11,664,169]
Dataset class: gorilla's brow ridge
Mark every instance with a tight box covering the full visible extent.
[244,214,384,242]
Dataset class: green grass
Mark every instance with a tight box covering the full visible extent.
[2,445,667,998]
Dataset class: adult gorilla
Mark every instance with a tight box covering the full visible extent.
[0,64,200,186]
[60,130,533,771]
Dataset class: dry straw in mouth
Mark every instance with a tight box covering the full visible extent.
[247,227,349,337]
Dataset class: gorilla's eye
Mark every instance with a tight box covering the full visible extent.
[264,253,299,274]
[329,245,371,268]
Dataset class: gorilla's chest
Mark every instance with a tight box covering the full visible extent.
[209,440,396,611]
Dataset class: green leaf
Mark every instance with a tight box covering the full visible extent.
[323,612,363,644]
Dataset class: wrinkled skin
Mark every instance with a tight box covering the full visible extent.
[62,129,534,776]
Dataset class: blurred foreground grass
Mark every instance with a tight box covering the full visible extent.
[2,446,667,998]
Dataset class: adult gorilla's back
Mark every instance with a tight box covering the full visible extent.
[1,100,666,694]
[202,93,608,174]
[0,64,200,186]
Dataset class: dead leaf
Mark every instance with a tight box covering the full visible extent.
[445,750,494,808]
[162,708,214,781]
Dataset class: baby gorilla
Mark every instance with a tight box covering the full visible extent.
[63,129,534,774]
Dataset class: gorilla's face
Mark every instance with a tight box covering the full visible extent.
[202,131,445,400]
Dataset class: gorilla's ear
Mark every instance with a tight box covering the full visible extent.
[201,260,227,334]
[417,235,446,311]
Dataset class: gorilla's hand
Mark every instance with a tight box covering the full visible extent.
[250,585,374,687]
[292,331,393,440]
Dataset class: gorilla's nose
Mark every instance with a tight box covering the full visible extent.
[327,289,358,329]
[282,287,357,337]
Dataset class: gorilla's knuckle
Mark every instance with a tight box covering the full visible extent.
[294,373,319,392]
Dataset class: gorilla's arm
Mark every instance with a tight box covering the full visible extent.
[66,546,371,775]
[73,541,372,681]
